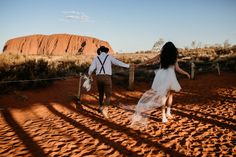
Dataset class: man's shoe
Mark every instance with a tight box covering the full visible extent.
[101,108,109,118]
[98,105,103,113]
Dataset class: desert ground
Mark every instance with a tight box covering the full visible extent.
[0,72,235,156]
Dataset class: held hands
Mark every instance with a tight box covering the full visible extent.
[136,63,142,67]
[133,64,138,69]
[136,62,146,67]
[130,63,138,69]
[132,62,148,68]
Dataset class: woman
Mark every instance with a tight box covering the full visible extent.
[132,42,190,125]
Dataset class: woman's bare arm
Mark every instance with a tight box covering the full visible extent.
[175,62,190,79]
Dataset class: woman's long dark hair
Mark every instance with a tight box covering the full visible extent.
[160,41,178,69]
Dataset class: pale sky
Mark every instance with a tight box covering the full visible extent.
[1,0,236,53]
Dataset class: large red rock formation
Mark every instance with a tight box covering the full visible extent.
[3,34,114,55]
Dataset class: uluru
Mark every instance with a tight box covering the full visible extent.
[2,34,114,55]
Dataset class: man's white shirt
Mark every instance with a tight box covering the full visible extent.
[88,52,130,75]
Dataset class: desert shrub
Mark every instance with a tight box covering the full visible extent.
[56,61,73,76]
[112,72,129,88]
[13,60,52,89]
[131,59,142,64]
[215,48,232,56]
[223,59,236,72]
[78,62,90,73]
[135,69,155,83]
[55,61,89,76]
[0,56,92,94]
[198,56,210,62]
[0,59,52,93]
[178,61,191,72]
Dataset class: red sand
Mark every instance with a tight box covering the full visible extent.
[0,72,235,156]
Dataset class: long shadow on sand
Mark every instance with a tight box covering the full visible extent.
[117,104,235,131]
[173,106,236,124]
[171,109,236,131]
[61,103,186,156]
[1,109,47,157]
[46,104,143,157]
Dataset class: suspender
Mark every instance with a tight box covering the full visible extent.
[97,55,109,74]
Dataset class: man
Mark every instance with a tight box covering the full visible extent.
[88,46,130,118]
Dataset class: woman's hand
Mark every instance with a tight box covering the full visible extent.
[186,72,191,79]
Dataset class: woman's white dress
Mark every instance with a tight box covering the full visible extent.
[131,65,181,125]
[151,65,181,96]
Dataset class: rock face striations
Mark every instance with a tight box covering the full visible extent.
[3,34,114,55]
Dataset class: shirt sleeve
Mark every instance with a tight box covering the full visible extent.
[110,56,130,68]
[88,58,97,75]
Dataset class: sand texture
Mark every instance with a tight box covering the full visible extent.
[0,72,235,156]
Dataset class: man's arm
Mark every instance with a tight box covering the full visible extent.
[110,56,130,68]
